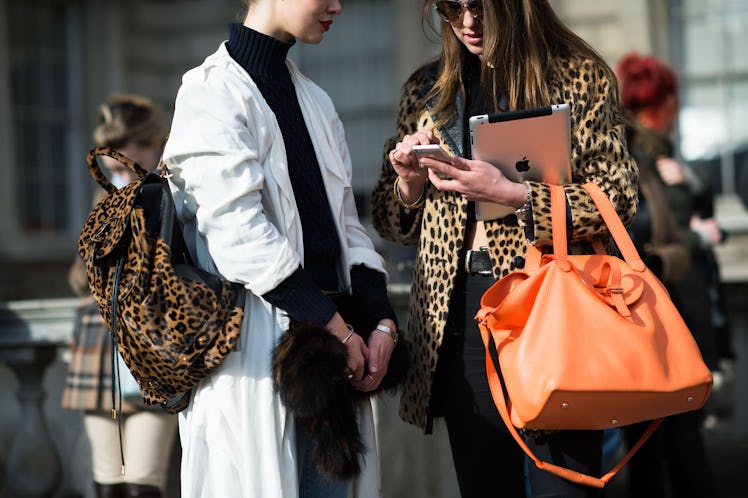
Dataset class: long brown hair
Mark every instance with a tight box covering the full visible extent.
[424,0,616,125]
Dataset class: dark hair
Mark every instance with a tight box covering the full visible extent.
[424,0,616,125]
[617,53,678,112]
[93,94,167,149]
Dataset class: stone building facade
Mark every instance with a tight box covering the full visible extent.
[1,0,746,297]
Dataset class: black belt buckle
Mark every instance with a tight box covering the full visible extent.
[465,248,493,275]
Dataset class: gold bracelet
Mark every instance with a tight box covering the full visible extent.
[393,176,425,213]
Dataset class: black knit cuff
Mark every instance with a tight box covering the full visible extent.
[262,267,337,326]
[350,264,398,327]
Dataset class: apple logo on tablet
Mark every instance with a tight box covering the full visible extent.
[515,156,530,172]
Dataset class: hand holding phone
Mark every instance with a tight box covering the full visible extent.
[412,144,451,162]
[412,144,453,179]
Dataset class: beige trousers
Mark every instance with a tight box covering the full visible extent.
[84,410,178,491]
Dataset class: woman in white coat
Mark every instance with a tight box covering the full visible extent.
[162,1,398,497]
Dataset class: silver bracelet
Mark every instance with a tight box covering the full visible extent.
[375,323,398,345]
[341,324,354,344]
[515,185,532,219]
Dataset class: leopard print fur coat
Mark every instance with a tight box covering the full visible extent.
[371,57,639,433]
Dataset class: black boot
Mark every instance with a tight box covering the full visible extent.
[123,483,162,498]
[94,483,126,498]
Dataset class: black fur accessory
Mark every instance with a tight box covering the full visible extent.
[271,293,410,480]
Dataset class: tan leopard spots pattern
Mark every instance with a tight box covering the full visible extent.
[79,147,244,413]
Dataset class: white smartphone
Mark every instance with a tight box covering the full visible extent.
[412,144,451,162]
[412,144,452,179]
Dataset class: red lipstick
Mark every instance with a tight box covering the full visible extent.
[320,20,332,32]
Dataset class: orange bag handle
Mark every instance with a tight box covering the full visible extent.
[480,182,663,487]
[524,183,647,273]
[580,182,647,271]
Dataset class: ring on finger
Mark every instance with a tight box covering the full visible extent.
[346,373,354,381]
[366,374,375,382]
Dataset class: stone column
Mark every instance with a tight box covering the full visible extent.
[0,345,62,498]
[0,299,77,498]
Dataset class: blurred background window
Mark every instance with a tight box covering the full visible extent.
[670,0,748,195]
[8,0,86,233]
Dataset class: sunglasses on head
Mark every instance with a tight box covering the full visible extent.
[434,0,484,23]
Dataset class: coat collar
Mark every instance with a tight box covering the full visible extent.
[231,51,348,220]
[422,71,509,158]
[425,92,466,157]
[214,44,348,256]
[288,59,348,202]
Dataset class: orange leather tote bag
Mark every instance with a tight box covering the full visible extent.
[475,182,712,487]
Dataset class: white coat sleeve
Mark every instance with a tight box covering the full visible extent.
[333,116,388,279]
[163,69,301,296]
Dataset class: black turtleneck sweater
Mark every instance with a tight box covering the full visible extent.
[225,23,396,328]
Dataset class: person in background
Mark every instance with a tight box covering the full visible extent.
[371,1,638,496]
[617,51,722,498]
[62,94,178,498]
[161,1,399,497]
[738,161,748,212]
[689,180,736,416]
[618,63,692,287]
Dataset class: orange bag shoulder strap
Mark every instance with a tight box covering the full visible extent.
[479,319,662,487]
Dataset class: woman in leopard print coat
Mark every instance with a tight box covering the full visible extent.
[371,1,638,496]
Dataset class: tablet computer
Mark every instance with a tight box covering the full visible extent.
[469,103,572,220]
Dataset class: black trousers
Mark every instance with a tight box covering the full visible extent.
[432,269,603,498]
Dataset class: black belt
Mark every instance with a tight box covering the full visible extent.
[464,248,493,275]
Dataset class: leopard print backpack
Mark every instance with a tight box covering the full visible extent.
[78,147,245,413]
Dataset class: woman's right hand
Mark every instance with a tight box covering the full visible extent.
[326,312,369,382]
[388,131,437,203]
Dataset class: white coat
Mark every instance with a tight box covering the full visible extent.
[163,42,386,498]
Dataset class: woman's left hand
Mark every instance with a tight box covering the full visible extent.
[351,318,397,392]
[423,155,527,207]
[656,157,688,186]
